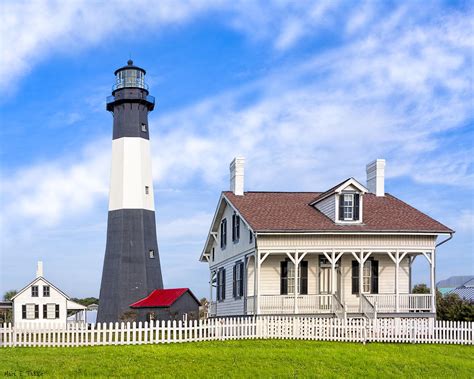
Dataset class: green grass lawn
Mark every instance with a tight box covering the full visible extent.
[0,340,472,378]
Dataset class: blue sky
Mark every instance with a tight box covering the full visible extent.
[0,0,473,299]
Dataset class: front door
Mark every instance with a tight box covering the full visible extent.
[319,266,341,310]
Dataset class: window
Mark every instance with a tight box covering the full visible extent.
[338,193,360,221]
[220,219,227,249]
[343,194,354,220]
[23,304,38,319]
[145,186,149,195]
[233,262,244,298]
[232,213,240,243]
[352,260,378,294]
[211,248,215,262]
[217,268,226,301]
[363,260,372,293]
[249,230,253,244]
[280,260,308,295]
[43,286,50,297]
[31,286,39,297]
[149,249,155,259]
[141,123,147,132]
[43,304,56,319]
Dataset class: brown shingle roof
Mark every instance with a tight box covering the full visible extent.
[223,191,453,233]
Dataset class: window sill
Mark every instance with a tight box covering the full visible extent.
[337,220,363,225]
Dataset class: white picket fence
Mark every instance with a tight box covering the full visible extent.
[0,317,472,348]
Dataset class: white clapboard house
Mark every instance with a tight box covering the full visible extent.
[11,262,86,326]
[200,158,453,319]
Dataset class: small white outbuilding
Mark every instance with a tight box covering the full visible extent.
[11,261,86,326]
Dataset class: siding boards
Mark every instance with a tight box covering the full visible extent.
[214,259,245,316]
[257,234,437,249]
[314,195,336,221]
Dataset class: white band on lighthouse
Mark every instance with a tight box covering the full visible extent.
[108,137,155,211]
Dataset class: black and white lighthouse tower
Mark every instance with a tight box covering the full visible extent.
[97,60,163,323]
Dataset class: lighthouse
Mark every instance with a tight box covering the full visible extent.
[97,60,163,323]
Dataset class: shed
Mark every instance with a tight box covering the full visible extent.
[130,288,200,322]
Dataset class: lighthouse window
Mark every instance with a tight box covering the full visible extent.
[149,250,155,259]
[141,123,147,132]
[145,186,150,195]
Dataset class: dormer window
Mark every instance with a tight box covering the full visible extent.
[338,193,360,221]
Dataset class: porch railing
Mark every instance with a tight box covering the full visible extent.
[360,294,377,319]
[332,296,346,319]
[246,294,334,315]
[365,294,431,313]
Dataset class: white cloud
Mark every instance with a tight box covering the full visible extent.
[0,0,360,92]
[1,4,472,230]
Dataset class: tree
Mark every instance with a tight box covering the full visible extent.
[3,290,17,301]
[70,297,99,307]
[412,283,430,294]
[437,291,474,322]
[199,298,209,319]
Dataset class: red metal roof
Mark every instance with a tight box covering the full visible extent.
[223,191,453,233]
[130,288,197,308]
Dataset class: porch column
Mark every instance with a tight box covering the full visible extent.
[431,250,436,313]
[359,251,364,305]
[395,251,399,312]
[209,270,213,303]
[294,252,299,314]
[256,251,260,315]
[323,251,343,297]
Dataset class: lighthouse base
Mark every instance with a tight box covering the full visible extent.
[97,209,163,323]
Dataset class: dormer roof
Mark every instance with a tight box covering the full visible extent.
[310,177,368,205]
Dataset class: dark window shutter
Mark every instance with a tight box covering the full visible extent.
[232,264,237,298]
[22,305,26,319]
[43,304,47,319]
[239,262,244,297]
[339,195,345,221]
[55,304,60,319]
[34,305,39,319]
[223,220,227,247]
[236,216,240,240]
[280,261,288,295]
[300,261,308,295]
[352,260,359,294]
[216,271,221,301]
[220,222,224,248]
[353,194,360,220]
[371,260,379,294]
[232,214,236,242]
[223,269,226,300]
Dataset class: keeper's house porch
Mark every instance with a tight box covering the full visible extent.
[208,250,436,319]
